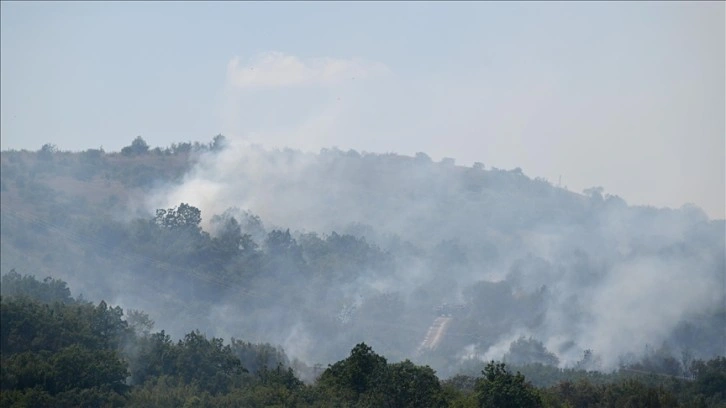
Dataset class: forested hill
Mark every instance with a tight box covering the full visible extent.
[1,136,724,381]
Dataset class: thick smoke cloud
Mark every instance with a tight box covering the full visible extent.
[143,140,725,372]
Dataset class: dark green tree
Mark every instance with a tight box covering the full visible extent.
[387,359,447,408]
[318,343,389,403]
[174,330,246,395]
[475,361,541,408]
[127,330,178,386]
[691,356,726,403]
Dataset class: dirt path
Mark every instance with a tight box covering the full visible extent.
[417,316,452,354]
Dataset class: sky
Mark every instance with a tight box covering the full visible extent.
[1,1,724,219]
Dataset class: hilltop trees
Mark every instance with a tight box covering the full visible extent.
[38,143,58,161]
[119,134,228,157]
[121,136,150,156]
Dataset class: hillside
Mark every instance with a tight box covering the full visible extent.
[1,136,724,378]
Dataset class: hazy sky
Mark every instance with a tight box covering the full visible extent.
[1,1,724,219]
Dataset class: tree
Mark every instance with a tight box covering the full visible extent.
[38,143,58,161]
[121,136,150,156]
[264,229,299,256]
[388,360,446,408]
[174,331,245,395]
[170,141,193,155]
[0,292,130,406]
[127,330,177,386]
[0,270,74,304]
[264,229,305,274]
[583,186,604,202]
[256,363,303,391]
[230,340,290,375]
[210,134,228,151]
[475,361,541,408]
[154,203,202,231]
[212,217,243,258]
[319,343,389,402]
[691,357,726,402]
[50,344,129,395]
[91,300,129,350]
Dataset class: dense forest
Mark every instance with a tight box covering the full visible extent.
[1,136,724,406]
[2,272,725,407]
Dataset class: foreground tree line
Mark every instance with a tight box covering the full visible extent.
[1,272,724,408]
